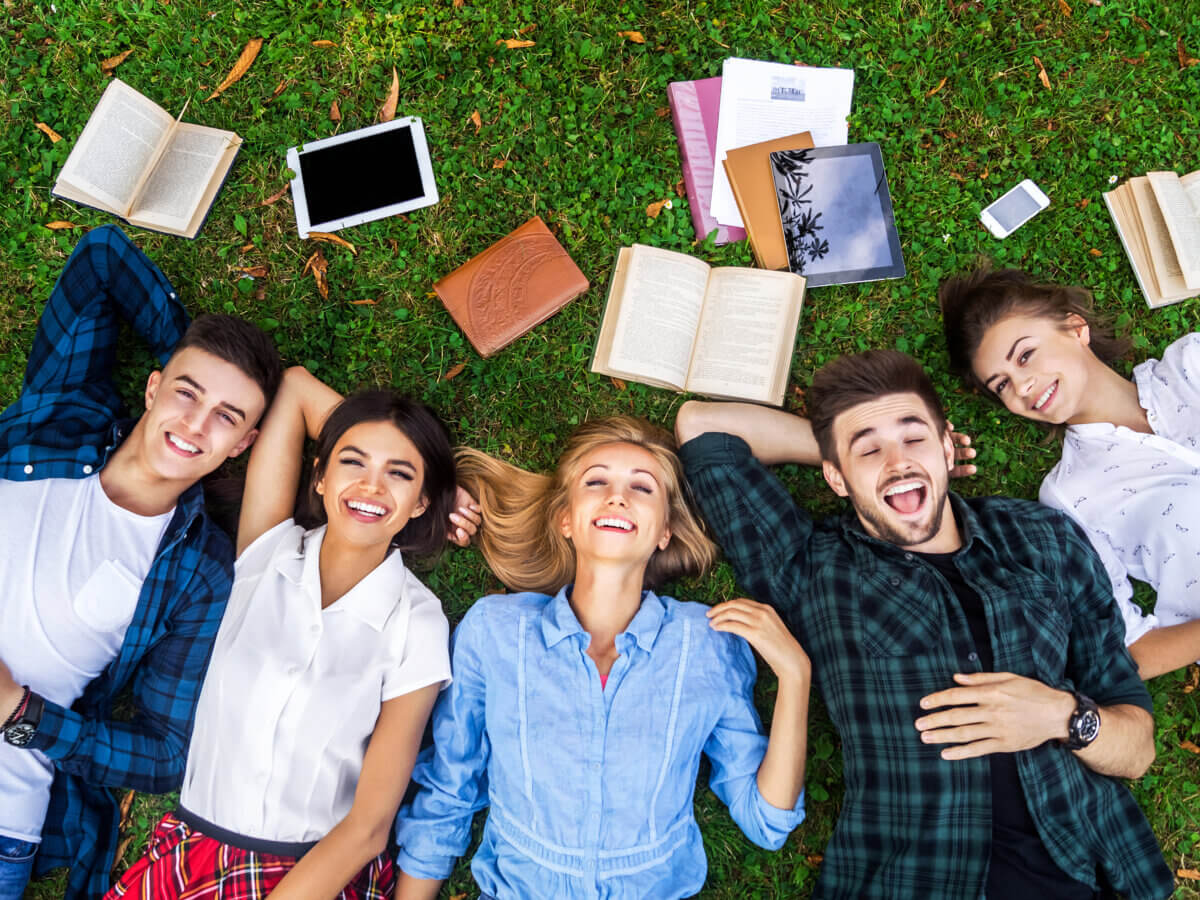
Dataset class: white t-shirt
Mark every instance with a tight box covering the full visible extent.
[1040,332,1200,646]
[0,475,172,843]
[180,520,451,843]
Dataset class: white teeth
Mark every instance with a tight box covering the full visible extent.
[168,434,200,453]
[884,482,923,496]
[1034,383,1056,410]
[595,517,634,531]
[347,500,387,516]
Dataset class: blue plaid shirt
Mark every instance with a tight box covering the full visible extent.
[0,225,235,900]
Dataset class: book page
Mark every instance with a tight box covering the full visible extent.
[1181,171,1200,215]
[130,123,238,231]
[594,246,711,389]
[1130,177,1187,286]
[54,79,174,214]
[1147,171,1200,286]
[685,268,803,403]
[710,58,854,227]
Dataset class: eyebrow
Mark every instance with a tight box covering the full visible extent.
[847,415,930,450]
[983,336,1032,390]
[174,375,247,421]
[339,445,417,469]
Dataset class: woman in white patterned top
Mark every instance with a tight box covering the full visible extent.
[940,264,1200,680]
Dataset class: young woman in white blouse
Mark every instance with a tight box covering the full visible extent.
[106,366,466,900]
[940,265,1200,680]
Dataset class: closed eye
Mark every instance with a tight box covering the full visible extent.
[218,411,237,426]
[339,457,364,467]
[176,389,197,401]
[861,448,879,457]
[633,483,654,494]
[390,469,415,481]
[585,478,607,487]
[905,437,925,445]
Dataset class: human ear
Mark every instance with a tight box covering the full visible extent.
[410,495,428,519]
[941,427,956,473]
[657,524,672,552]
[1065,313,1090,347]
[559,508,572,540]
[313,459,324,496]
[822,460,849,497]
[144,370,163,410]
[227,428,259,459]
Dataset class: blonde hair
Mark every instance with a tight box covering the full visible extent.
[457,416,717,594]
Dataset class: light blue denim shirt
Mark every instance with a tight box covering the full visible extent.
[395,588,805,900]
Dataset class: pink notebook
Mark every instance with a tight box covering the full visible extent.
[667,77,746,247]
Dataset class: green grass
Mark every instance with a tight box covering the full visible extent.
[3,0,1198,896]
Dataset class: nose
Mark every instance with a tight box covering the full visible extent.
[605,488,629,507]
[1017,373,1037,396]
[882,442,911,472]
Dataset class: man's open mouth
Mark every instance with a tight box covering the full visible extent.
[882,481,926,515]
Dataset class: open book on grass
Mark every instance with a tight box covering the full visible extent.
[52,78,241,239]
[591,244,806,405]
[1103,170,1200,308]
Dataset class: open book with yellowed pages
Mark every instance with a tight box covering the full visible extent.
[52,78,241,239]
[1103,170,1200,308]
[591,244,805,405]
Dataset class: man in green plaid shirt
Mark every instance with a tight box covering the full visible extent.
[676,350,1173,900]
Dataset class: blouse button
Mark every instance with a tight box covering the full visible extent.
[889,576,901,587]
[23,464,33,474]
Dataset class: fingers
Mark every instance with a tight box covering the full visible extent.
[914,704,988,732]
[919,723,997,746]
[707,598,810,681]
[446,495,482,547]
[938,738,1007,760]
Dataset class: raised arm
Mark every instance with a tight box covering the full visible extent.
[266,684,441,900]
[675,401,820,466]
[237,366,341,556]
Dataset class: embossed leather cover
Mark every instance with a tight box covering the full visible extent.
[434,216,589,357]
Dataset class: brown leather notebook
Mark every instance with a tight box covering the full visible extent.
[723,131,815,271]
[433,216,589,357]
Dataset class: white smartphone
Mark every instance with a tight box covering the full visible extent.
[980,179,1050,239]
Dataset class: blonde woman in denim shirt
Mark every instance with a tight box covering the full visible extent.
[394,417,810,900]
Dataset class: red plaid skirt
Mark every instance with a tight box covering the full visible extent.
[104,813,395,900]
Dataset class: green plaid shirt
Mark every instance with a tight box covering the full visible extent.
[680,433,1173,900]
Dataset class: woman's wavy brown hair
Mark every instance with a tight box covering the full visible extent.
[456,416,717,595]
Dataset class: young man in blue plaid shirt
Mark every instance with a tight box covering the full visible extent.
[0,225,282,899]
[675,349,1174,900]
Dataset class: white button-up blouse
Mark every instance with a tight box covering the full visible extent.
[180,519,451,843]
[1039,333,1200,646]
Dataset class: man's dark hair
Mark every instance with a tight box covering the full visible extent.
[173,314,283,420]
[938,262,1129,394]
[808,349,947,464]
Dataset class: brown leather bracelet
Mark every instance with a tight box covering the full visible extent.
[3,686,30,729]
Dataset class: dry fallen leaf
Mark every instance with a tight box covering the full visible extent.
[1178,869,1200,881]
[118,790,136,827]
[1178,37,1200,68]
[307,231,358,255]
[610,377,627,390]
[1033,55,1051,90]
[259,183,290,206]
[379,66,399,122]
[470,109,482,133]
[330,100,341,122]
[496,39,536,49]
[349,298,377,305]
[617,30,646,43]
[442,362,466,381]
[452,0,463,6]
[35,122,63,143]
[235,265,269,278]
[980,167,989,180]
[101,48,134,74]
[1057,0,1071,15]
[492,158,507,169]
[673,178,686,198]
[1132,14,1150,30]
[302,248,330,300]
[925,77,947,97]
[805,854,823,867]
[112,836,133,874]
[1077,197,1090,209]
[1121,55,1144,65]
[266,78,289,102]
[45,221,78,230]
[207,37,263,100]
[240,242,255,252]
[1088,248,1102,257]
[311,39,336,48]
[645,198,671,218]
[1181,740,1200,754]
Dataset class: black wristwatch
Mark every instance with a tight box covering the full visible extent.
[3,689,44,747]
[1063,691,1101,751]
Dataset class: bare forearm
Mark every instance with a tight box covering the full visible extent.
[1073,703,1155,777]
[1128,619,1200,680]
[675,401,820,466]
[755,664,811,809]
[268,816,388,900]
[283,366,343,440]
[393,872,445,900]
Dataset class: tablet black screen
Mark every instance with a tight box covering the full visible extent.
[297,125,425,226]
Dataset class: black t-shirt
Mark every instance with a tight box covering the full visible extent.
[915,551,1099,900]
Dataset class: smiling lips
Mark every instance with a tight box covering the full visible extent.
[166,432,201,456]
[345,499,389,522]
[882,480,927,516]
[593,516,635,532]
[1033,380,1058,412]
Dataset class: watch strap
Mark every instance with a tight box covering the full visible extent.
[3,689,44,747]
[1064,691,1101,751]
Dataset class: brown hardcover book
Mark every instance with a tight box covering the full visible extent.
[434,216,589,357]
[723,131,814,270]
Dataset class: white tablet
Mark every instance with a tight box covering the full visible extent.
[287,117,438,238]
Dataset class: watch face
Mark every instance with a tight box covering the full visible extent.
[1077,708,1101,745]
[4,723,35,747]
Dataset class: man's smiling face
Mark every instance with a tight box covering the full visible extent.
[821,392,960,554]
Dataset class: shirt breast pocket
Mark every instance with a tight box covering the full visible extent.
[855,570,944,659]
[1012,577,1071,681]
[66,559,142,675]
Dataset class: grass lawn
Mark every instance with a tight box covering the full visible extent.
[3,0,1198,896]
